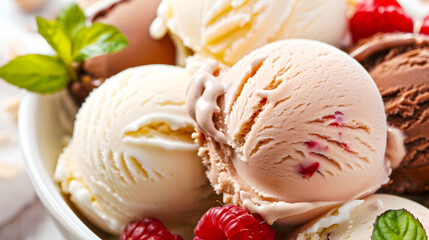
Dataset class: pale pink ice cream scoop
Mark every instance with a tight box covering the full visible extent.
[187,39,391,225]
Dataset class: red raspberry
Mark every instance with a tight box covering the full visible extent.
[194,205,276,240]
[120,218,183,240]
[420,15,429,35]
[350,0,413,43]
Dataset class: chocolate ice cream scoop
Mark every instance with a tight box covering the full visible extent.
[69,0,177,106]
[83,0,176,79]
[350,33,429,194]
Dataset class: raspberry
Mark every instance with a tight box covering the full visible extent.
[298,162,320,178]
[194,205,276,240]
[120,218,183,240]
[420,15,429,35]
[349,0,413,43]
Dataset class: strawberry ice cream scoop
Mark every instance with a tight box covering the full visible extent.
[187,39,392,225]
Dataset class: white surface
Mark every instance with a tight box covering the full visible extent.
[0,198,64,240]
[0,0,73,239]
[0,81,35,228]
[0,0,55,234]
[0,16,53,223]
[0,0,73,33]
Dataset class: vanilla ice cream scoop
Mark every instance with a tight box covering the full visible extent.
[187,39,391,226]
[55,65,215,236]
[152,0,347,66]
[292,194,429,240]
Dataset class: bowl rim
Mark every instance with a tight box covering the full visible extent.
[19,93,101,240]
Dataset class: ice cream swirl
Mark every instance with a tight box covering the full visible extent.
[186,60,227,143]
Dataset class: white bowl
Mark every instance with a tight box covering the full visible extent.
[19,92,114,240]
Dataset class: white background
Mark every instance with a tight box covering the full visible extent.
[0,0,71,239]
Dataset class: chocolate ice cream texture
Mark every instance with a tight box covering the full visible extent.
[351,33,429,193]
[69,0,177,105]
[83,0,176,79]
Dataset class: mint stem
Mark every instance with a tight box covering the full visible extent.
[66,63,78,81]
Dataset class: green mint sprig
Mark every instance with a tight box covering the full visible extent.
[372,209,428,240]
[0,3,128,94]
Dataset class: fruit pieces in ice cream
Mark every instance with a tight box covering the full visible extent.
[82,0,177,79]
[187,39,392,226]
[292,194,429,240]
[350,33,429,193]
[55,65,215,236]
[151,0,348,65]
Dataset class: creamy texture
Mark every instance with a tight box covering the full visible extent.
[152,0,347,65]
[350,33,429,193]
[350,33,429,62]
[184,54,228,75]
[386,127,406,169]
[304,200,364,234]
[82,0,177,79]
[55,65,215,236]
[189,40,390,225]
[186,59,226,143]
[294,194,429,240]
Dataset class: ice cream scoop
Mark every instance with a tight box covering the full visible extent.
[350,33,429,193]
[187,39,391,226]
[82,0,176,79]
[152,0,347,66]
[292,194,429,240]
[55,65,215,237]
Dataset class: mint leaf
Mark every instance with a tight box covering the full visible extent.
[72,22,128,62]
[0,3,128,95]
[0,55,69,94]
[57,3,86,38]
[372,209,428,240]
[36,17,72,64]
